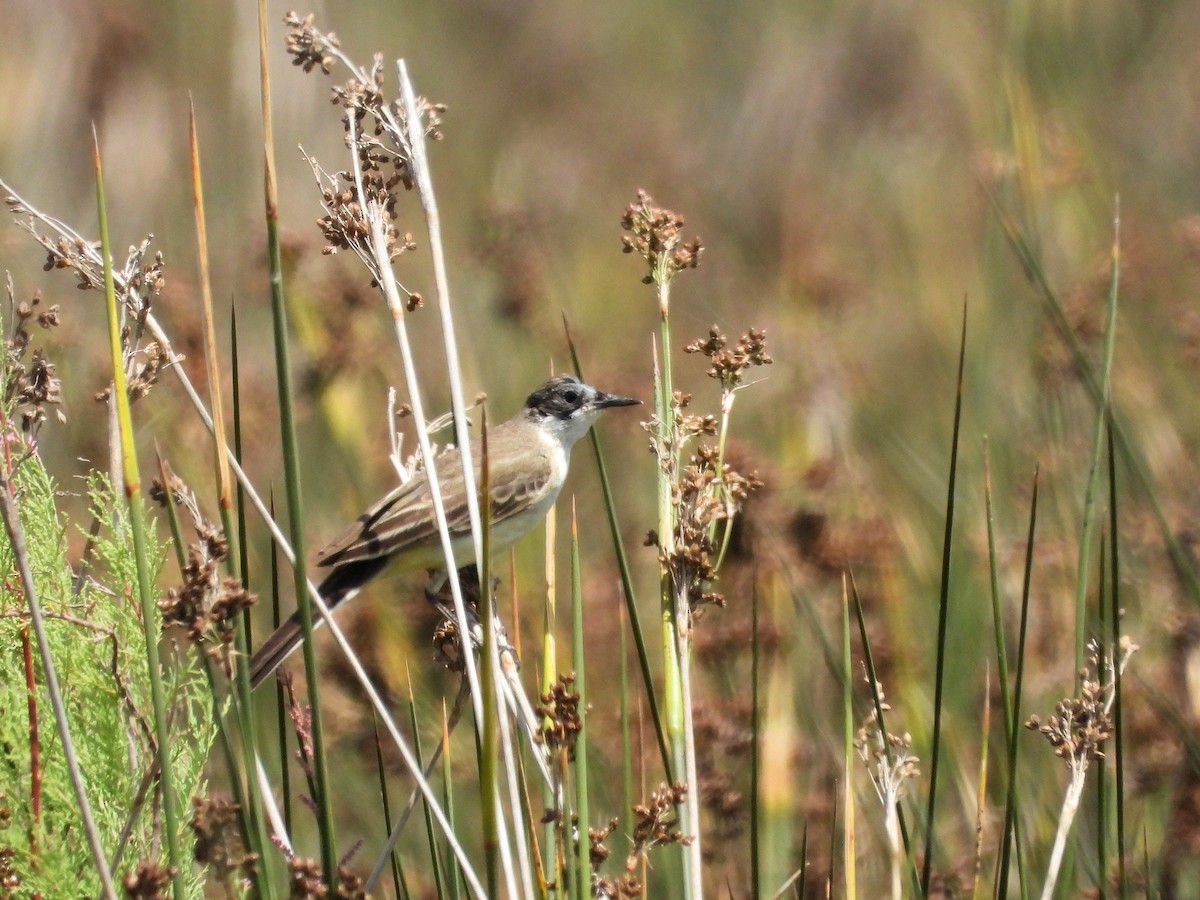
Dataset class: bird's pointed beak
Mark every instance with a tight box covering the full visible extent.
[594,390,641,409]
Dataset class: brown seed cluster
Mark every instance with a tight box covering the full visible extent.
[315,173,416,265]
[0,844,19,894]
[1026,675,1113,767]
[537,673,583,759]
[661,438,762,616]
[278,673,317,790]
[3,282,64,436]
[6,196,170,406]
[154,476,256,675]
[854,682,920,806]
[122,860,175,899]
[283,11,339,74]
[284,11,445,282]
[20,214,166,321]
[593,783,693,898]
[1026,638,1137,769]
[190,795,256,886]
[684,324,773,391]
[286,857,367,900]
[620,190,702,286]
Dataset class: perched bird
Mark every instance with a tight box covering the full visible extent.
[249,374,639,687]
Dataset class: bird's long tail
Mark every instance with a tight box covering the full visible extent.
[248,556,389,688]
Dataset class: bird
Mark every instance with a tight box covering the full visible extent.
[249,374,639,687]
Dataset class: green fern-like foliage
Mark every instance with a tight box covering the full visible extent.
[0,461,215,897]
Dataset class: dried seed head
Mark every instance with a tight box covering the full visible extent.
[620,190,702,289]
[684,324,773,390]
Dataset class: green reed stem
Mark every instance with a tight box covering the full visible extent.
[93,133,184,900]
[921,299,967,895]
[1074,203,1120,685]
[256,0,337,883]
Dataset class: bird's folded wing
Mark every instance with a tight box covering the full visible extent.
[315,440,553,569]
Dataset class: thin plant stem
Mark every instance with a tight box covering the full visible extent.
[1073,200,1121,684]
[564,320,672,782]
[1107,420,1126,896]
[189,102,273,898]
[542,502,561,887]
[750,574,761,900]
[93,131,185,900]
[841,576,856,900]
[849,573,918,895]
[397,74,552,823]
[921,299,967,894]
[1041,768,1087,900]
[1001,468,1040,900]
[255,0,337,882]
[971,667,990,900]
[348,100,487,737]
[1097,537,1108,899]
[477,409,503,898]
[571,502,593,900]
[987,447,1029,900]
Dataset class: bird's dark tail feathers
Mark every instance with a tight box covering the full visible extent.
[248,556,390,688]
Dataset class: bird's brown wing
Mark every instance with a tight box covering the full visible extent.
[315,431,555,569]
[315,446,464,569]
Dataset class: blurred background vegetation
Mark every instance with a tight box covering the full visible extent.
[5,0,1200,894]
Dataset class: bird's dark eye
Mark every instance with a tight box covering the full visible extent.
[561,389,580,404]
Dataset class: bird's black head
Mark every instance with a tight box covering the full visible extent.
[524,375,639,422]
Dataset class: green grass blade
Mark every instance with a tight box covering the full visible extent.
[751,574,761,899]
[848,573,918,894]
[921,299,967,895]
[256,0,336,882]
[1000,468,1039,900]
[1107,421,1126,895]
[412,689,448,899]
[841,577,856,900]
[1096,536,1108,895]
[93,131,185,900]
[798,821,808,900]
[230,305,251,634]
[442,708,462,900]
[571,501,592,899]
[619,600,634,868]
[372,712,409,899]
[189,102,273,898]
[268,491,293,836]
[985,186,1200,605]
[972,668,990,900]
[1073,202,1121,683]
[987,446,1026,900]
